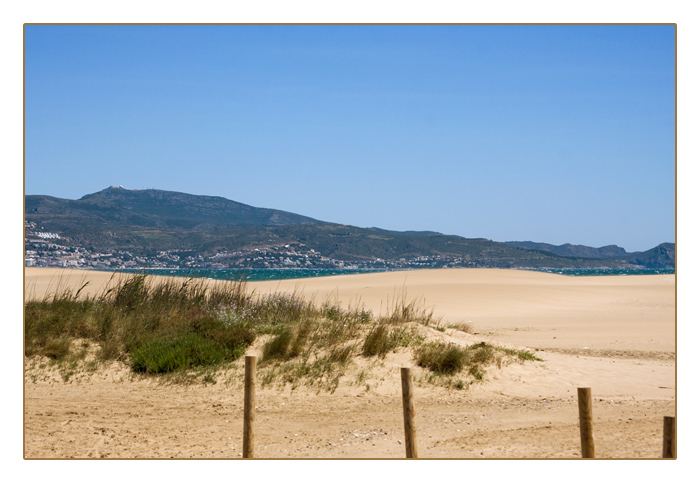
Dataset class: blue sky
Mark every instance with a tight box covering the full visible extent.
[24,24,675,252]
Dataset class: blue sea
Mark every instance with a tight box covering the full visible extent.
[116,267,389,282]
[528,267,674,276]
[113,267,674,282]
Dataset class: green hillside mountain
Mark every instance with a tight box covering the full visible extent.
[27,186,320,230]
[622,242,675,269]
[503,241,630,259]
[503,240,675,269]
[25,187,674,270]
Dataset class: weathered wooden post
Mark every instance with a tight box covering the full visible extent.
[662,416,676,458]
[577,387,595,458]
[401,367,418,458]
[243,355,256,458]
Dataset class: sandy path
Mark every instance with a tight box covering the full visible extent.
[23,267,676,459]
[24,379,673,459]
[23,347,675,459]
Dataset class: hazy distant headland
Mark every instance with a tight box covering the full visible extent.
[25,186,675,272]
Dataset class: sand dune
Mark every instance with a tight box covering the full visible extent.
[23,267,676,458]
[248,268,675,354]
[24,267,675,354]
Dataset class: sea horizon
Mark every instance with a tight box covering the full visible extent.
[99,266,675,282]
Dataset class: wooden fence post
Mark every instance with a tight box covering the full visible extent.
[243,355,256,458]
[577,387,595,458]
[401,367,418,458]
[662,416,676,458]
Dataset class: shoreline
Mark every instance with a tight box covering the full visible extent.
[30,265,676,276]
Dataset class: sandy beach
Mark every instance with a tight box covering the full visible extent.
[23,267,676,458]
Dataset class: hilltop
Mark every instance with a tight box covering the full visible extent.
[25,187,674,271]
[504,241,676,269]
[27,186,321,229]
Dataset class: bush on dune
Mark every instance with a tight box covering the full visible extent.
[24,273,540,388]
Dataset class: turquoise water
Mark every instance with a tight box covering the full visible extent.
[113,267,674,281]
[116,267,390,282]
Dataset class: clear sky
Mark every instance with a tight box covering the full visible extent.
[24,24,675,252]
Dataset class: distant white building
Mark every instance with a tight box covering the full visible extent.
[34,232,61,239]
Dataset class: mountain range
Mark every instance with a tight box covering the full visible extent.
[25,187,675,270]
[502,241,676,269]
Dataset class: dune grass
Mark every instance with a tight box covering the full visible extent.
[24,272,541,390]
[25,273,256,373]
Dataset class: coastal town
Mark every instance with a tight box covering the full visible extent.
[24,221,472,271]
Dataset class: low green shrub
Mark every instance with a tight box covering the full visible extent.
[129,333,246,374]
[414,342,469,374]
[25,274,259,373]
[515,350,543,361]
[469,342,495,364]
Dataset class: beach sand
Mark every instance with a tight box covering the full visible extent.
[23,267,676,458]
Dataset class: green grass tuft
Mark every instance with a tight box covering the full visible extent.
[25,274,258,374]
[129,333,242,373]
[361,324,418,357]
[41,337,72,360]
[414,342,470,374]
[497,346,544,362]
